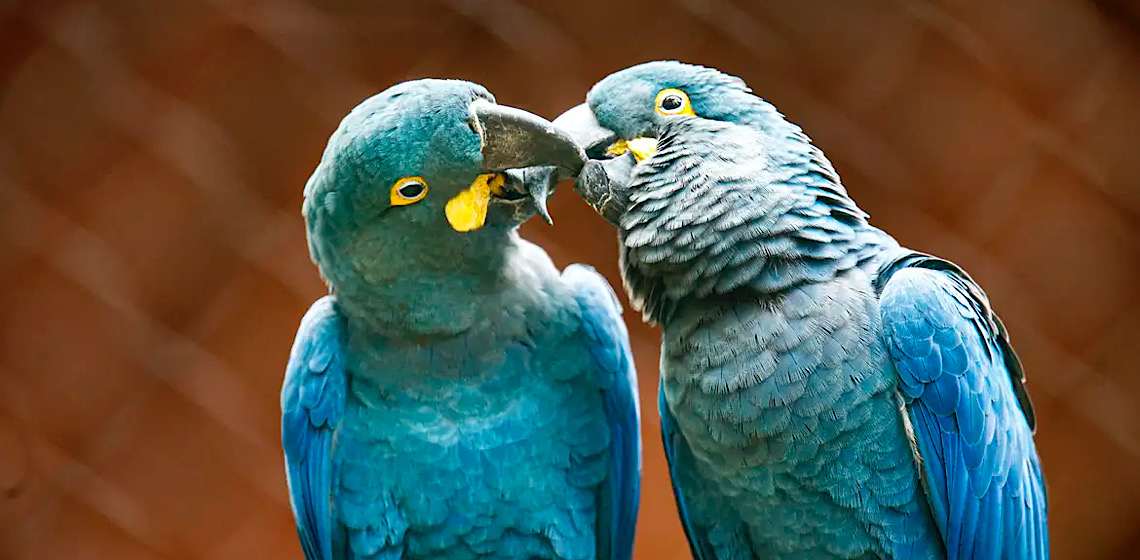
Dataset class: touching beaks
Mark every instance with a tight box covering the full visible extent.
[551,103,643,226]
[552,103,656,162]
[472,100,586,177]
[551,104,617,156]
[446,101,585,232]
[502,167,556,226]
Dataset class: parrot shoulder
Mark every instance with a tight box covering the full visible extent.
[875,250,1047,560]
[281,295,349,560]
[561,264,642,560]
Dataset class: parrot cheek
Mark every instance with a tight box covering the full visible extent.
[606,137,658,162]
[445,173,502,232]
[448,171,554,229]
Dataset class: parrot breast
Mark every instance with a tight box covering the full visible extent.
[334,369,608,560]
[329,255,613,560]
[622,116,944,558]
[663,269,943,559]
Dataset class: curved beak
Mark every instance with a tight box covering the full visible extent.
[441,100,585,231]
[551,103,618,156]
[473,100,586,176]
[549,103,638,226]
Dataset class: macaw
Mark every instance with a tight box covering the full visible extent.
[281,79,641,560]
[550,61,1047,560]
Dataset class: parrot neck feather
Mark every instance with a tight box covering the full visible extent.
[319,230,534,336]
[619,116,893,324]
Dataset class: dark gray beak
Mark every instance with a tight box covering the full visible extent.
[550,103,634,226]
[500,167,557,225]
[551,104,618,156]
[472,101,587,224]
[473,100,586,175]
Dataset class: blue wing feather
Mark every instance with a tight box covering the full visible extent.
[877,252,1048,560]
[282,296,348,560]
[658,381,717,560]
[563,264,642,560]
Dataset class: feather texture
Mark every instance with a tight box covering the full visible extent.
[285,79,642,560]
[877,250,1046,560]
[564,264,643,560]
[576,60,1047,560]
[282,296,350,560]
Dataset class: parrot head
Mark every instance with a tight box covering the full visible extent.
[549,61,789,225]
[549,61,864,323]
[303,79,585,291]
[561,60,758,151]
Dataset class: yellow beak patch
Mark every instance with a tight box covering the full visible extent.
[606,137,658,162]
[445,173,506,232]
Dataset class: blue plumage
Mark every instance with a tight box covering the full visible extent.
[282,296,346,560]
[565,265,643,560]
[556,61,1046,560]
[282,80,640,560]
[878,251,1046,560]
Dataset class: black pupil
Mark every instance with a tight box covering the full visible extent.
[399,182,425,199]
[662,95,683,111]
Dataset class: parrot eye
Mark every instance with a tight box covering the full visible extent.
[655,88,693,116]
[390,177,429,206]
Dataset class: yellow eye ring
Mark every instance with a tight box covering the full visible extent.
[655,88,694,116]
[390,176,428,206]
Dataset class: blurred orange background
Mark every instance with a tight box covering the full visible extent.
[2,1,1139,559]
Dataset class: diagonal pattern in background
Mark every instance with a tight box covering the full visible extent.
[1,1,1138,559]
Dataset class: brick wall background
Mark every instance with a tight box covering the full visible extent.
[1,1,1138,558]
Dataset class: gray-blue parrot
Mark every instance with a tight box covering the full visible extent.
[281,79,641,560]
[551,61,1047,560]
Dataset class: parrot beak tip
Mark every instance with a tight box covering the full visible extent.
[501,167,557,225]
[535,198,554,226]
[473,100,586,175]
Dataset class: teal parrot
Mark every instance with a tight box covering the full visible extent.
[549,61,1047,560]
[281,79,642,560]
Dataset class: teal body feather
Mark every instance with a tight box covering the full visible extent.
[282,80,640,560]
[564,62,1046,560]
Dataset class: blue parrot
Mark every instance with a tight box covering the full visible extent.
[281,79,641,560]
[551,61,1047,560]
